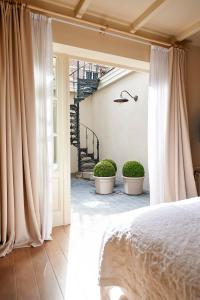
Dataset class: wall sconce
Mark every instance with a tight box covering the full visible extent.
[113,90,138,103]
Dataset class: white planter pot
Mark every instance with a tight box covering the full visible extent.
[94,176,115,194]
[123,176,144,195]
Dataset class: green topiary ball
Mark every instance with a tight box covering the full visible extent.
[102,159,117,172]
[122,161,144,177]
[94,161,115,177]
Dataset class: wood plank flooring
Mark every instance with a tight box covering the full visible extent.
[0,226,70,300]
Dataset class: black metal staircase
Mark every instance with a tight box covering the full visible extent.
[70,61,109,173]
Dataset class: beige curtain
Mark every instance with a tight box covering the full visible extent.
[0,1,42,256]
[164,47,197,202]
[32,13,53,240]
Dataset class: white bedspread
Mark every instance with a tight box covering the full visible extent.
[99,198,200,300]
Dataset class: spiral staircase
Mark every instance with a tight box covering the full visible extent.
[70,61,110,174]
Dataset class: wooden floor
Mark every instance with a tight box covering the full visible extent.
[0,226,70,300]
[0,179,149,300]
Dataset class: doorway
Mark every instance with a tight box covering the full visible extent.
[52,43,150,299]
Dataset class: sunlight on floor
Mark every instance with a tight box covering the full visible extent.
[65,178,149,300]
[64,213,107,300]
[64,211,134,300]
[83,200,104,208]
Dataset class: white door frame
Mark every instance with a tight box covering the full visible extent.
[53,53,71,226]
[53,43,149,227]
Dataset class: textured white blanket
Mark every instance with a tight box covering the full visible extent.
[99,198,200,300]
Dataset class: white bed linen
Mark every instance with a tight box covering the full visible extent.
[99,198,200,300]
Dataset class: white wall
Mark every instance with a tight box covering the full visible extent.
[92,72,149,190]
[71,71,149,190]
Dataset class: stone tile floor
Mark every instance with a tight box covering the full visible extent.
[71,176,150,216]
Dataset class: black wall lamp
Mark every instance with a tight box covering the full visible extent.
[113,90,138,103]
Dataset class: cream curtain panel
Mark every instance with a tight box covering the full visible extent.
[0,2,53,256]
[148,46,169,205]
[0,2,42,256]
[31,13,53,241]
[165,47,197,201]
[148,46,197,205]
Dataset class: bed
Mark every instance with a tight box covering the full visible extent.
[99,198,200,300]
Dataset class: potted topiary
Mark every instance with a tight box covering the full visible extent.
[93,161,116,194]
[122,161,145,195]
[102,159,117,185]
[102,159,117,173]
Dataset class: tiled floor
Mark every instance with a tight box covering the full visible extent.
[71,176,150,216]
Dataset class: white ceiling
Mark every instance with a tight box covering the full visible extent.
[145,0,200,35]
[87,0,152,24]
[30,0,200,46]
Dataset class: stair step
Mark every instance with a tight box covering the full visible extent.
[81,158,96,163]
[70,104,78,111]
[71,137,78,141]
[79,88,96,94]
[81,155,96,160]
[79,92,93,97]
[81,167,95,172]
[87,153,94,159]
[81,159,96,164]
[79,85,95,91]
[82,169,94,174]
[81,161,96,165]
[78,78,100,87]
[81,164,96,170]
[70,123,77,127]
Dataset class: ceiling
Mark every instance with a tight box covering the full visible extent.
[29,0,200,46]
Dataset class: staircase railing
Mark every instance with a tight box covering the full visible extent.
[69,61,113,93]
[69,60,112,172]
[80,123,99,162]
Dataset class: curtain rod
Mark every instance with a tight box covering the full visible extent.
[28,5,172,48]
[0,0,27,5]
[52,17,151,46]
